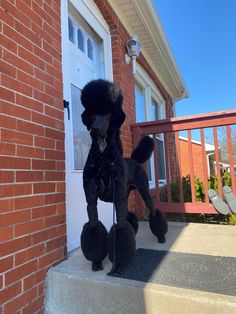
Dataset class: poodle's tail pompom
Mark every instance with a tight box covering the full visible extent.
[131,136,154,164]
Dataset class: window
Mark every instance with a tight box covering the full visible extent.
[71,85,91,170]
[135,83,146,122]
[156,135,166,180]
[134,66,166,187]
[152,98,166,181]
[77,28,84,51]
[68,13,100,64]
[150,97,160,121]
[68,17,74,43]
[87,38,94,60]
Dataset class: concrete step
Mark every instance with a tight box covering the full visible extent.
[45,222,236,314]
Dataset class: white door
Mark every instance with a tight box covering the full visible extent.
[61,0,113,252]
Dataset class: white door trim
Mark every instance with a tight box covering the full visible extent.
[61,0,113,252]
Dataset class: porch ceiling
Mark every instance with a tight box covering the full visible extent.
[107,0,189,101]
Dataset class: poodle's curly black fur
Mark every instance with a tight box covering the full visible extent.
[80,79,168,273]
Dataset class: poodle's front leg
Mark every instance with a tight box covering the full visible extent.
[114,192,127,229]
[81,176,108,271]
[107,164,136,274]
[83,176,98,227]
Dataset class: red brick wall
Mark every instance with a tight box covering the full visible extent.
[0,1,66,312]
[179,140,206,182]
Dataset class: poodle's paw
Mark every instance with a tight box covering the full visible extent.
[107,265,125,276]
[92,261,103,271]
[126,211,139,234]
[81,221,108,265]
[149,209,168,244]
[108,222,136,269]
[157,235,166,243]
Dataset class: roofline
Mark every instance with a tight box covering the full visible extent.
[138,0,189,99]
[107,0,189,101]
[179,136,215,151]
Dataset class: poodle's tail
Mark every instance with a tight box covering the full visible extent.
[131,136,154,164]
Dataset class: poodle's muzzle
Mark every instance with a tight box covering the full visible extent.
[90,114,111,138]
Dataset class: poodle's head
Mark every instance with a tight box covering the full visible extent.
[80,79,126,132]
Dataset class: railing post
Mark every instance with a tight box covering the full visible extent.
[226,125,236,193]
[213,127,222,197]
[200,129,209,203]
[164,133,171,203]
[153,135,160,203]
[175,132,184,203]
[187,130,196,203]
[131,125,146,215]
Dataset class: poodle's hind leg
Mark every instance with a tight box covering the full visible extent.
[126,211,139,234]
[136,169,168,243]
[126,188,139,234]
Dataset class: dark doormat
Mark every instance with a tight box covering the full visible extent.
[110,249,236,296]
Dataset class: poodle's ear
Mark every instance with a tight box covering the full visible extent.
[112,108,126,128]
[81,110,92,130]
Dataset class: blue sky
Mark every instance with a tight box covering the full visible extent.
[153,0,236,117]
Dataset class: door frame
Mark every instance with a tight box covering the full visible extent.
[61,0,113,251]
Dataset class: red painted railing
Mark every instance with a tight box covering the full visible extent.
[131,110,236,214]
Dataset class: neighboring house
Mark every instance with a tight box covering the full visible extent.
[179,136,215,181]
[0,0,188,312]
[179,136,236,180]
[218,141,236,176]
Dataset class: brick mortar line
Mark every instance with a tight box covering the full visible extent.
[0,192,65,199]
[2,54,63,91]
[0,225,66,249]
[1,254,65,306]
[4,0,61,33]
[1,28,62,75]
[0,101,65,129]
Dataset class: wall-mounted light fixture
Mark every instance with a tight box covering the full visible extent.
[125,35,141,75]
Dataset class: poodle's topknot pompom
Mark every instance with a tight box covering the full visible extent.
[81,79,123,114]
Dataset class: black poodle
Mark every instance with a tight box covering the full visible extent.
[80,79,168,273]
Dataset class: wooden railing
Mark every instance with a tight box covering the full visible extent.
[131,110,236,214]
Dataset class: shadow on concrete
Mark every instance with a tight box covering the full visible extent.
[109,248,236,296]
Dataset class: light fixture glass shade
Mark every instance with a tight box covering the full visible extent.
[126,35,141,58]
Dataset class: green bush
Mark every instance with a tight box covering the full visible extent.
[163,173,236,226]
[169,171,233,203]
[169,175,205,203]
[227,214,236,225]
[208,171,232,192]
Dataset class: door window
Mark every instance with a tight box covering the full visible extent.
[68,10,102,75]
[68,17,75,43]
[68,7,104,171]
[77,28,84,52]
[71,85,91,170]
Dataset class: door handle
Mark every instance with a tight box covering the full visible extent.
[63,100,70,120]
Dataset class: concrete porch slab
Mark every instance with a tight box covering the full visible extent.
[45,222,236,314]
